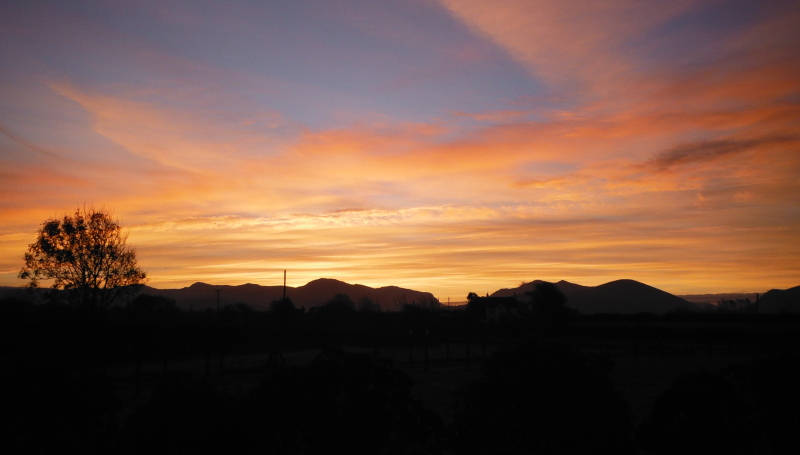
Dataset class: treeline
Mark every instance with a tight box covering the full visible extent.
[0,292,478,366]
[2,291,799,365]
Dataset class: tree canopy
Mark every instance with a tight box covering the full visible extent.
[527,281,567,314]
[19,207,146,309]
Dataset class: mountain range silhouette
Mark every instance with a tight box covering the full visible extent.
[492,279,697,314]
[3,278,798,314]
[490,280,799,314]
[136,278,436,312]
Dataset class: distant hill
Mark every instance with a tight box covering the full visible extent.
[492,279,696,315]
[0,286,50,301]
[135,278,436,312]
[5,280,797,314]
[757,285,800,314]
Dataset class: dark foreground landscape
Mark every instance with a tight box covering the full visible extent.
[2,281,800,454]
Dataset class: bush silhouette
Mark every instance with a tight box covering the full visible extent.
[126,294,182,322]
[638,355,800,455]
[526,281,574,325]
[0,295,35,319]
[269,297,295,315]
[121,380,233,455]
[238,348,444,454]
[6,366,120,454]
[323,293,356,315]
[722,354,800,453]
[636,370,760,455]
[465,292,485,320]
[357,295,381,312]
[453,342,633,455]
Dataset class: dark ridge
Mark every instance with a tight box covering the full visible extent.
[131,278,435,312]
[492,279,696,315]
[758,285,800,314]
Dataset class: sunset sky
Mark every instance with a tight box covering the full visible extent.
[2,0,799,300]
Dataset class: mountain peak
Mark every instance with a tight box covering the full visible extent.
[491,278,693,314]
[302,278,350,289]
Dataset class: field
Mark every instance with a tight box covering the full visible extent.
[101,320,800,427]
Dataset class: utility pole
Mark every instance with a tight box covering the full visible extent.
[283,270,286,302]
[215,289,221,313]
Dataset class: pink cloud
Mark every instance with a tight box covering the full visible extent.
[438,0,703,93]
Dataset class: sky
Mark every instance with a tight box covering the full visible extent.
[1,0,799,301]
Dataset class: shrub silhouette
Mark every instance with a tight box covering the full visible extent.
[638,354,800,455]
[465,292,485,320]
[453,342,633,455]
[722,354,800,453]
[121,380,233,455]
[357,295,381,312]
[269,297,296,315]
[526,281,574,325]
[636,370,760,455]
[6,366,120,454]
[323,293,356,315]
[126,294,182,322]
[219,301,259,324]
[268,297,303,327]
[238,348,444,454]
[0,295,35,319]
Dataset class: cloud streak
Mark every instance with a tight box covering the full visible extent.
[648,136,798,170]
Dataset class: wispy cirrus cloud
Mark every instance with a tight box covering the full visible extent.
[648,136,798,171]
[438,0,701,94]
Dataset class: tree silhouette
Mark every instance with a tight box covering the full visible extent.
[7,366,120,454]
[127,294,181,322]
[239,348,444,454]
[526,281,567,317]
[269,296,296,316]
[357,295,381,312]
[717,298,756,313]
[637,355,800,455]
[322,293,356,316]
[121,380,232,455]
[636,370,761,455]
[466,292,486,319]
[454,342,633,454]
[19,207,146,310]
